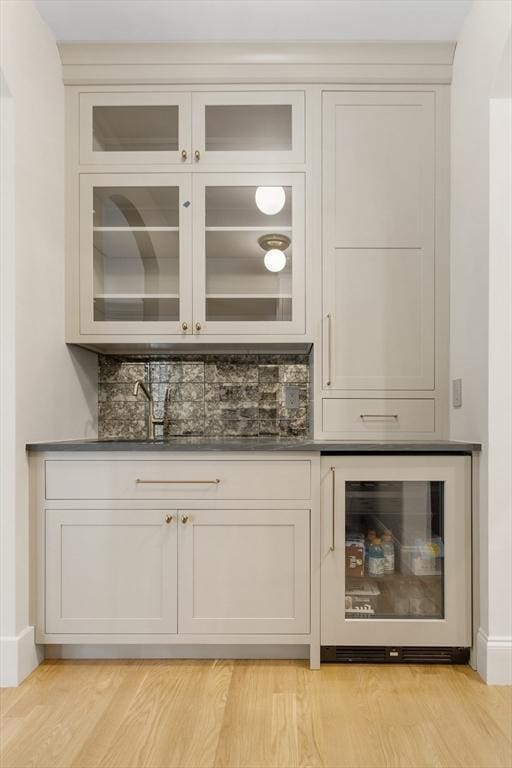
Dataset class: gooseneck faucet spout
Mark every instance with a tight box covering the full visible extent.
[133,379,163,440]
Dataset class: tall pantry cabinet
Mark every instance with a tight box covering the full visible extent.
[318,88,449,439]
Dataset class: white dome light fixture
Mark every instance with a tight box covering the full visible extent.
[255,186,286,215]
[258,234,290,273]
[264,249,287,273]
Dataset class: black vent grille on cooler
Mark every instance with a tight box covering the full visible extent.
[321,647,470,664]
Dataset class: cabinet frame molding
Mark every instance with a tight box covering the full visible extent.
[58,42,456,86]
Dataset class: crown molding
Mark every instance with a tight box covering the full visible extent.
[58,41,456,85]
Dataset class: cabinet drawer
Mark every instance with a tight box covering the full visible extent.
[45,459,311,500]
[322,399,435,434]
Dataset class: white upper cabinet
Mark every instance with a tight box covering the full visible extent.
[79,173,193,335]
[78,171,305,337]
[79,92,192,165]
[322,91,436,391]
[78,90,304,166]
[191,91,305,165]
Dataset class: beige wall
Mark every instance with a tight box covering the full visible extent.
[450,0,512,683]
[0,0,97,686]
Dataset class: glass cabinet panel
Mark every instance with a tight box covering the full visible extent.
[192,92,304,164]
[93,106,179,153]
[204,184,293,323]
[205,105,292,152]
[93,186,180,322]
[344,480,444,620]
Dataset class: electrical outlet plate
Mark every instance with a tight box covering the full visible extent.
[452,378,462,408]
[285,384,300,409]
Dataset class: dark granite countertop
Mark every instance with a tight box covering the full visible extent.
[26,437,481,453]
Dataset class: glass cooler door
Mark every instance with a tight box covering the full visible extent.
[344,480,445,621]
[321,456,471,647]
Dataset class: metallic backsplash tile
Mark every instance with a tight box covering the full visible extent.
[98,354,310,439]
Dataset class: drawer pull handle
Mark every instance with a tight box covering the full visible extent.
[181,514,189,524]
[165,514,173,524]
[136,478,220,484]
[360,414,399,420]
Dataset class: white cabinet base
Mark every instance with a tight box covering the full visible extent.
[32,452,321,670]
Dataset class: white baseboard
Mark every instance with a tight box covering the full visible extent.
[45,643,309,661]
[0,626,43,687]
[476,628,512,685]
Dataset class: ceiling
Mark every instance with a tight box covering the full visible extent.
[34,0,472,43]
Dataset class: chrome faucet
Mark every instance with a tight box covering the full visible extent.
[133,380,164,440]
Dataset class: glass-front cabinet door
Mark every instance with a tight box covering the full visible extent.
[191,92,305,164]
[192,173,305,335]
[321,456,471,647]
[79,92,192,165]
[79,174,192,335]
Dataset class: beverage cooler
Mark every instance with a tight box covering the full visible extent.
[320,455,471,663]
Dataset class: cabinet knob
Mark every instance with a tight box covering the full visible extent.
[195,322,202,332]
[165,514,173,524]
[181,514,189,524]
[181,321,188,331]
[181,149,188,161]
[194,149,200,161]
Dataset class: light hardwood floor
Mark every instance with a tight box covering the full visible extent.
[1,660,511,768]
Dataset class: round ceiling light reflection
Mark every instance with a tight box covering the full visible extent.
[255,186,286,215]
[258,234,290,273]
[264,249,287,273]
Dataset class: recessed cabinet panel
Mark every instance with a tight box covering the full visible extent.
[179,508,310,634]
[326,92,434,248]
[45,509,178,634]
[323,91,436,392]
[192,91,305,164]
[326,248,434,389]
[80,173,193,335]
[79,92,191,165]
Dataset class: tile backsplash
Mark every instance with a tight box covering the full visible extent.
[98,354,310,439]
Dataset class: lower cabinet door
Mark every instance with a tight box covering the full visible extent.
[178,509,310,634]
[45,509,178,634]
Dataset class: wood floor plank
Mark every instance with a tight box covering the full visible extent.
[1,660,511,768]
[1,662,129,768]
